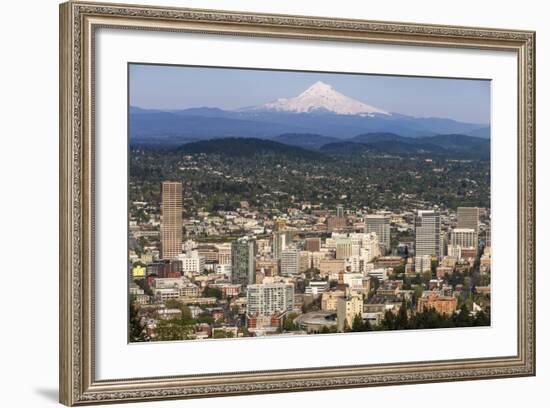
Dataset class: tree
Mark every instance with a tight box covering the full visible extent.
[381,310,396,330]
[283,312,299,331]
[394,300,409,330]
[203,287,223,300]
[351,314,365,332]
[421,271,433,285]
[129,297,147,342]
[213,330,235,339]
[154,318,193,341]
[474,309,490,326]
[453,304,473,327]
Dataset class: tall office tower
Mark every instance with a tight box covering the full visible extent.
[246,283,295,316]
[336,238,353,259]
[231,237,256,286]
[160,181,183,259]
[450,228,478,249]
[272,231,287,260]
[336,204,344,218]
[305,237,321,252]
[457,207,480,234]
[415,210,442,259]
[365,214,391,252]
[280,247,300,275]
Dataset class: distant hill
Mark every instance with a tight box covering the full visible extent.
[130,104,489,142]
[177,137,325,160]
[466,126,491,138]
[319,132,490,160]
[349,132,411,144]
[271,133,340,150]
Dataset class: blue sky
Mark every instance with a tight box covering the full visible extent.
[129,64,491,124]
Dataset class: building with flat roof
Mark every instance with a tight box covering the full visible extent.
[365,214,391,252]
[457,207,480,234]
[417,291,458,316]
[280,247,300,275]
[160,181,183,259]
[305,237,321,252]
[231,237,256,286]
[337,294,363,332]
[450,228,478,249]
[246,283,295,316]
[415,210,442,259]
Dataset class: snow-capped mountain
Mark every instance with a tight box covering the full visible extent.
[245,81,391,116]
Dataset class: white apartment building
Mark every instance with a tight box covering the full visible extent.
[305,281,330,296]
[176,251,205,274]
[367,268,388,281]
[246,283,295,316]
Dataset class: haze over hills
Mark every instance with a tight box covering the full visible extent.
[130,80,490,144]
[171,134,490,161]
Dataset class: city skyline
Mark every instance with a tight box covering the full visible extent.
[128,65,492,343]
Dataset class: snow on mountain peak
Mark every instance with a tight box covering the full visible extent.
[247,81,390,116]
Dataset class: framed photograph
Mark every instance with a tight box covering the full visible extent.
[59,1,536,405]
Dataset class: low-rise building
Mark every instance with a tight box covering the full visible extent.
[319,259,346,277]
[305,280,330,296]
[337,294,363,332]
[417,291,458,316]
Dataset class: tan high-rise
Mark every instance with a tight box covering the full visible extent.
[457,207,480,234]
[161,181,182,259]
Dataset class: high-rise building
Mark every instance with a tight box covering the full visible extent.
[365,214,391,252]
[231,237,256,286]
[246,283,294,316]
[160,181,183,259]
[327,205,347,231]
[280,248,300,275]
[305,237,321,252]
[415,210,441,259]
[457,207,480,234]
[272,231,287,260]
[336,238,353,259]
[450,228,478,248]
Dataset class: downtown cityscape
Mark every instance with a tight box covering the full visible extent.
[128,66,491,342]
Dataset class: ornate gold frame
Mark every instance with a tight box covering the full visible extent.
[59,1,536,405]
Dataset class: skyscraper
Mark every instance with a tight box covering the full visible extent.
[160,181,183,259]
[457,207,480,234]
[450,228,478,248]
[335,238,353,259]
[272,231,287,260]
[280,247,300,275]
[365,214,391,252]
[415,210,441,259]
[231,237,256,286]
[336,204,344,218]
